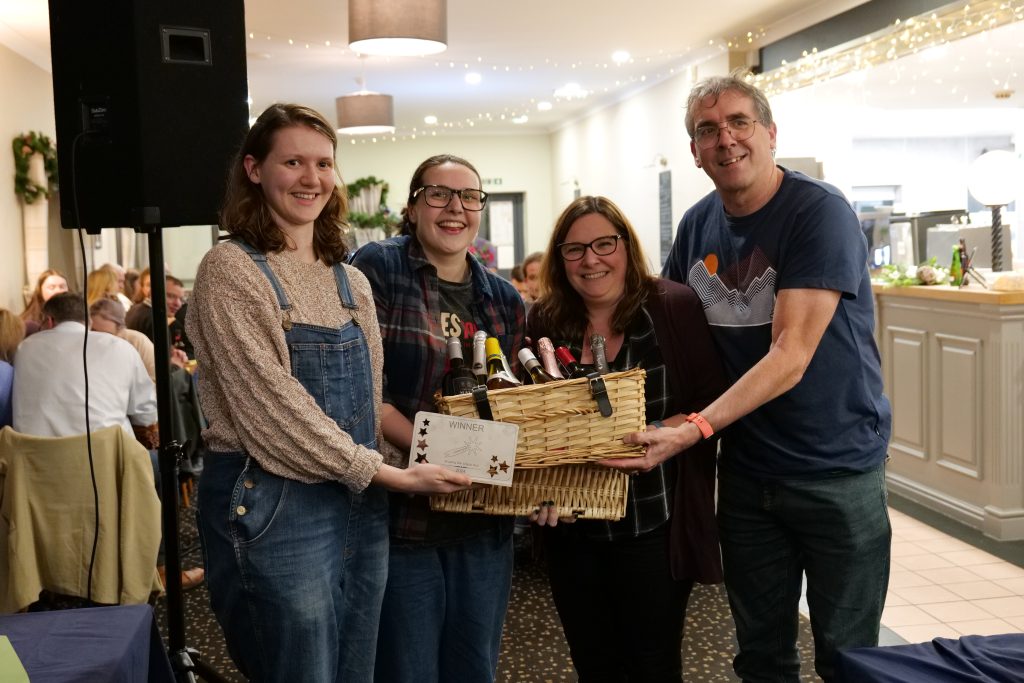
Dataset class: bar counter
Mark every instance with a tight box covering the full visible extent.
[872,283,1024,540]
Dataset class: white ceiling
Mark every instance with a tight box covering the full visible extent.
[2,0,1022,138]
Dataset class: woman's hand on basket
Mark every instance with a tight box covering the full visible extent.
[372,463,473,495]
[529,501,577,527]
[601,423,700,475]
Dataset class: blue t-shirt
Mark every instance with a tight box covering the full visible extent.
[663,168,891,478]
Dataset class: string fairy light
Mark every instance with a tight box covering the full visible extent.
[750,0,1024,98]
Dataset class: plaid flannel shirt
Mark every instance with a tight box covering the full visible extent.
[350,235,526,542]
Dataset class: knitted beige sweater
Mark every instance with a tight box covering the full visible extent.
[186,241,391,491]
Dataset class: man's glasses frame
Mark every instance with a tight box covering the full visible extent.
[412,185,489,211]
[557,234,625,261]
[692,118,759,150]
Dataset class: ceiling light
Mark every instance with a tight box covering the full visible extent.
[611,50,631,64]
[348,0,447,57]
[465,72,482,85]
[536,101,553,111]
[512,115,529,124]
[336,92,395,135]
[424,115,438,125]
[553,83,588,99]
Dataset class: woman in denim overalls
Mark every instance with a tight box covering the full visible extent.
[187,104,471,683]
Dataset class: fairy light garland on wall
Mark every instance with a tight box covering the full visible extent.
[750,0,1024,97]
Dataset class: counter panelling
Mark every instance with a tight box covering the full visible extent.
[874,285,1024,540]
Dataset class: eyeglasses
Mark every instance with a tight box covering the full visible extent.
[412,185,488,211]
[557,235,625,261]
[692,118,759,150]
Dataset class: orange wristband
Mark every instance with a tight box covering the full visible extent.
[686,412,714,439]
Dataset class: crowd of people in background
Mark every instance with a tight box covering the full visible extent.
[2,70,892,683]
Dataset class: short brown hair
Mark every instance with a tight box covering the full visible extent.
[684,68,774,138]
[220,103,350,264]
[42,292,87,325]
[401,154,481,236]
[0,308,24,363]
[530,196,657,342]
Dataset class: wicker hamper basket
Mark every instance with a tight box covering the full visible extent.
[430,368,646,520]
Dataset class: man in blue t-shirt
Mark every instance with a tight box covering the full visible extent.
[624,72,892,682]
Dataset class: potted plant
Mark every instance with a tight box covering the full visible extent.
[13,131,58,204]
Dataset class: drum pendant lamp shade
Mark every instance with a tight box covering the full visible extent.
[348,0,447,56]
[336,92,395,135]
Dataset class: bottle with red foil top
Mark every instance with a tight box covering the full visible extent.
[535,337,565,379]
[554,346,589,379]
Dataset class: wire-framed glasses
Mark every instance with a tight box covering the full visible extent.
[412,185,488,211]
[692,118,759,150]
[557,234,625,261]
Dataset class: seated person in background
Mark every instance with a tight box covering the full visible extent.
[13,292,157,439]
[124,268,141,303]
[509,263,530,299]
[126,275,190,363]
[522,250,544,302]
[0,308,25,429]
[90,298,158,383]
[86,267,121,307]
[20,268,69,336]
[99,262,134,313]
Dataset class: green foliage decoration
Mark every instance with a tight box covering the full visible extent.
[13,131,58,204]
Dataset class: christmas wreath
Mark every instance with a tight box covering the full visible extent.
[13,131,58,204]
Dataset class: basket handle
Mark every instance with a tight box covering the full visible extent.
[587,372,613,417]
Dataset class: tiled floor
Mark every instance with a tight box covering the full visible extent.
[881,507,1024,644]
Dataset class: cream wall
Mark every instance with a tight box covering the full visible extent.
[0,42,68,312]
[550,55,730,268]
[337,134,554,255]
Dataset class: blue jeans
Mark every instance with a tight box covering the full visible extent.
[717,466,891,683]
[197,452,389,683]
[374,527,513,683]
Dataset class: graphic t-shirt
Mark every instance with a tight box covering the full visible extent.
[663,168,891,478]
[438,276,483,366]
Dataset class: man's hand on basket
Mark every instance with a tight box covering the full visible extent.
[529,501,578,527]
[602,422,701,475]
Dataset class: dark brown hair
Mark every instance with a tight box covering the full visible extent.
[220,103,349,264]
[132,267,151,305]
[400,154,481,236]
[531,196,658,342]
[42,292,87,325]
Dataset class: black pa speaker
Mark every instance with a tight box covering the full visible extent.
[48,0,248,231]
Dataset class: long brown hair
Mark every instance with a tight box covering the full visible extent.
[131,267,151,304]
[531,196,658,343]
[400,154,481,236]
[0,308,24,363]
[219,103,350,264]
[20,268,68,325]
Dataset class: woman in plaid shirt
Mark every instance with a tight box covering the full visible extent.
[527,196,726,682]
[350,154,526,683]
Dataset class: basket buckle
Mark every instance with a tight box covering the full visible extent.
[587,372,613,417]
[471,385,494,421]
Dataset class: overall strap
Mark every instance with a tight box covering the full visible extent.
[232,239,292,312]
[331,262,358,310]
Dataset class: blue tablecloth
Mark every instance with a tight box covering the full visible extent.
[836,633,1024,683]
[0,605,174,682]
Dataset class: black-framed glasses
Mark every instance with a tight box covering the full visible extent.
[692,118,759,150]
[557,234,625,261]
[412,185,488,211]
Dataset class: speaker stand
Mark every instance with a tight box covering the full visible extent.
[144,226,229,683]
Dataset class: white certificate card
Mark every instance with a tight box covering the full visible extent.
[409,411,518,486]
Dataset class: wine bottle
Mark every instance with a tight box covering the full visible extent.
[950,244,963,287]
[517,348,557,384]
[471,330,488,386]
[485,337,522,389]
[536,337,565,379]
[555,346,589,379]
[590,334,610,375]
[441,336,478,396]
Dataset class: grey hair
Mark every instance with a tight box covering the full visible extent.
[684,68,774,138]
[89,297,127,329]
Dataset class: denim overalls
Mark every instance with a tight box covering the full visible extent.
[197,242,388,683]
